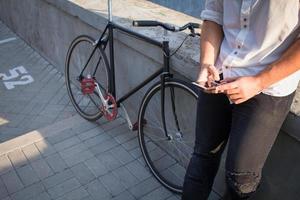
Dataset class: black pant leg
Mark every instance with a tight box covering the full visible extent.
[182,91,232,200]
[225,93,295,199]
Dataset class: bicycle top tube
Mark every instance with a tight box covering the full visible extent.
[110,22,164,48]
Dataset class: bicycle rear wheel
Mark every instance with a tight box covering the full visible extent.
[138,79,198,193]
[65,35,110,121]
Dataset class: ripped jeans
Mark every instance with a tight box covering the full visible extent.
[182,91,295,200]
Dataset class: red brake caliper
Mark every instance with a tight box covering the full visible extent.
[100,94,118,121]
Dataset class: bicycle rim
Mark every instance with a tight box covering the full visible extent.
[138,81,198,193]
[65,35,110,120]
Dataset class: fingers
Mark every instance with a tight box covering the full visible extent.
[207,65,220,81]
[225,88,240,95]
[207,84,235,94]
[230,98,246,104]
[206,81,240,95]
[207,74,215,87]
[216,82,238,91]
[235,99,246,104]
[204,87,219,94]
[196,65,221,88]
[222,77,236,83]
[227,94,241,100]
[197,71,208,83]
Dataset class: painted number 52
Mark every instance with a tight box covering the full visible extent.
[0,66,34,90]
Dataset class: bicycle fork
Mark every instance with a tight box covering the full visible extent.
[160,41,182,141]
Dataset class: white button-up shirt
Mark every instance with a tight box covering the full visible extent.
[201,0,300,96]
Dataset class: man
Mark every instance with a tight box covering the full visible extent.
[182,0,300,199]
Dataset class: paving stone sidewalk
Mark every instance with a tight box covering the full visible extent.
[0,21,77,142]
[0,114,183,200]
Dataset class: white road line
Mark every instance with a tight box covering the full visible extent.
[0,37,17,45]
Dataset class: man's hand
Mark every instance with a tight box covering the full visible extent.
[213,76,263,104]
[195,64,220,90]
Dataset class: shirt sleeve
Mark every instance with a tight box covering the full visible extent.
[200,0,224,25]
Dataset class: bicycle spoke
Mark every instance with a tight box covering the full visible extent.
[171,141,190,164]
[145,134,169,142]
[145,122,193,142]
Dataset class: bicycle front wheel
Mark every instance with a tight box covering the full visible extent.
[138,80,198,193]
[65,35,110,121]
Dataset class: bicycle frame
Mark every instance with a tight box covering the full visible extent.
[78,0,179,136]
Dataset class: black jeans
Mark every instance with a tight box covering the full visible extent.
[182,91,295,200]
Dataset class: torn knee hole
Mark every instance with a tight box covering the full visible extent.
[209,141,225,154]
[226,171,261,195]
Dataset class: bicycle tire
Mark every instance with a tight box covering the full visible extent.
[138,79,198,193]
[65,35,111,121]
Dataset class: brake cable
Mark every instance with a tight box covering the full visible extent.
[165,32,200,58]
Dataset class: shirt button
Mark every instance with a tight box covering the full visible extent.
[243,18,247,21]
[237,45,241,49]
[234,51,238,55]
[244,25,247,28]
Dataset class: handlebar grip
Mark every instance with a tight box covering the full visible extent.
[132,20,160,27]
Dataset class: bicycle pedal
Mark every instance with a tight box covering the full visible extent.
[81,77,96,95]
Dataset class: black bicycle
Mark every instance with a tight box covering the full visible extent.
[65,0,200,193]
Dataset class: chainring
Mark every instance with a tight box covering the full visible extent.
[100,94,118,121]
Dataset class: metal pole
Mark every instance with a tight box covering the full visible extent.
[108,0,112,22]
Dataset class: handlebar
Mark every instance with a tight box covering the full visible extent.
[132,20,200,33]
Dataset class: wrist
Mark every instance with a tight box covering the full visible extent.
[200,63,213,70]
[254,74,267,91]
[200,63,208,66]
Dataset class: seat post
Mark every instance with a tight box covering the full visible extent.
[108,0,112,22]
